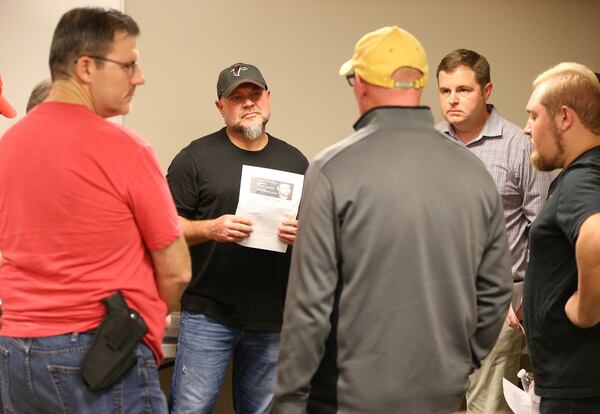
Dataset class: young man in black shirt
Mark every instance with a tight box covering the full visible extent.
[523,62,600,413]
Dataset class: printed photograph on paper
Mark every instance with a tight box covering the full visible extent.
[235,165,304,253]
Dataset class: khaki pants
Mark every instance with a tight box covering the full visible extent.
[466,322,525,414]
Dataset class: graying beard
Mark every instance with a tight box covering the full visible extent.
[242,123,264,140]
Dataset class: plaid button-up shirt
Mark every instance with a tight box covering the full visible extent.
[437,105,554,297]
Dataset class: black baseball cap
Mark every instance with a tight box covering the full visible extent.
[217,63,267,99]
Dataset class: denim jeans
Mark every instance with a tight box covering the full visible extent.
[169,311,280,414]
[0,332,167,414]
[540,397,600,414]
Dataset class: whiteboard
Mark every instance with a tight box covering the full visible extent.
[0,0,124,136]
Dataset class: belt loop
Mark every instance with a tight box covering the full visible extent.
[70,332,79,342]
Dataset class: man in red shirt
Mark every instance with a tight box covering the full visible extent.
[0,7,190,413]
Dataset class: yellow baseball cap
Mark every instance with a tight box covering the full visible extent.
[339,26,428,90]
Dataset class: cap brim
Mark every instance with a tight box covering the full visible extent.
[339,59,354,76]
[0,95,17,118]
[220,79,266,99]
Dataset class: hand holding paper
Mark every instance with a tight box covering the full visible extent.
[235,165,304,252]
[209,214,253,243]
[278,218,299,246]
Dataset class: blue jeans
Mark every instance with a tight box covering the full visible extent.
[0,332,167,414]
[169,311,280,414]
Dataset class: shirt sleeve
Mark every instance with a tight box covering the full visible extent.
[166,148,200,219]
[470,193,513,368]
[275,166,340,412]
[556,167,600,244]
[126,145,182,251]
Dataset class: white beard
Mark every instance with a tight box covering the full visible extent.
[240,112,270,140]
[242,122,264,140]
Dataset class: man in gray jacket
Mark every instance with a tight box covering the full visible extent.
[275,26,512,414]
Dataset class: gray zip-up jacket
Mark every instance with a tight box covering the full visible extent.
[275,107,512,414]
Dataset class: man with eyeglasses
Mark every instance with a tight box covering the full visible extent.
[166,63,308,414]
[436,49,553,413]
[275,27,512,414]
[0,7,191,413]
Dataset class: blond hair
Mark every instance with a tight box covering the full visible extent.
[533,62,600,135]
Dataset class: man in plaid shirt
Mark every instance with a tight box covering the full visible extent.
[436,48,554,414]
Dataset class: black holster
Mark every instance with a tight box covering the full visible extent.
[81,291,148,391]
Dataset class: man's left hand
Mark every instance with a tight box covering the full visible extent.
[278,218,299,246]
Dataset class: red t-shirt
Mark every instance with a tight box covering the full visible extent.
[0,102,181,362]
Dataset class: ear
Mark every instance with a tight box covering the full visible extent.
[73,56,95,85]
[555,105,574,132]
[354,74,367,96]
[215,99,224,116]
[483,82,493,100]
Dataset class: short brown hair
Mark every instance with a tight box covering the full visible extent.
[534,62,600,135]
[49,7,140,81]
[436,49,490,89]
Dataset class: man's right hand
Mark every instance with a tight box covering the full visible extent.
[506,304,524,333]
[209,214,253,243]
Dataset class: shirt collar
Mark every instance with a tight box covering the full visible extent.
[439,104,503,145]
[354,106,433,131]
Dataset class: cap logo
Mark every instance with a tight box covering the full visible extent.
[231,66,248,77]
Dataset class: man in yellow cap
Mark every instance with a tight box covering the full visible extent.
[274,26,512,413]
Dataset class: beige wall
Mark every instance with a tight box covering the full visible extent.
[124,0,600,169]
[2,1,599,166]
[0,0,124,136]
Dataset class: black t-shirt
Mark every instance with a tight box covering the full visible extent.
[524,146,600,398]
[167,128,308,331]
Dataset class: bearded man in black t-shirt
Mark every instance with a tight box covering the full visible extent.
[523,62,600,414]
[166,63,308,414]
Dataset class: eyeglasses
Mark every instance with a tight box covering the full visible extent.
[346,72,356,87]
[88,55,139,76]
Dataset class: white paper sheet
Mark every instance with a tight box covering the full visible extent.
[235,165,304,253]
[503,378,540,414]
